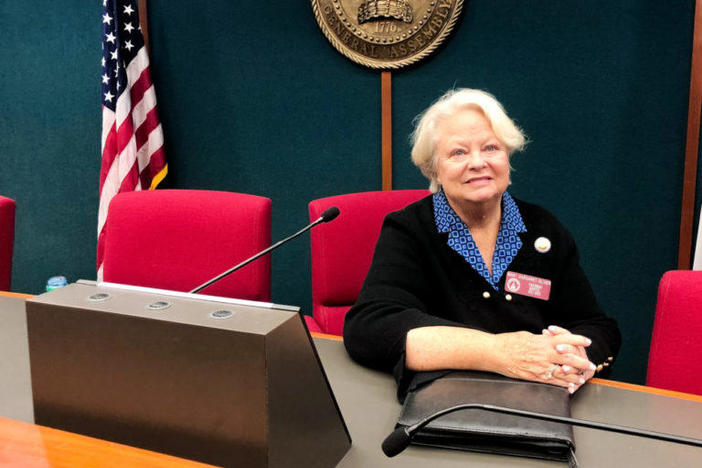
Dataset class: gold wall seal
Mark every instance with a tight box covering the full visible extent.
[312,0,464,70]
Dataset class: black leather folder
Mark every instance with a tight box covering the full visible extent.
[397,371,576,464]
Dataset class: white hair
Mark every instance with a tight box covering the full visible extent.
[410,89,527,193]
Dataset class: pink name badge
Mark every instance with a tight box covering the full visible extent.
[505,271,552,301]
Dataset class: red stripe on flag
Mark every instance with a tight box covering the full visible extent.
[118,159,140,193]
[116,113,136,157]
[139,146,166,189]
[96,228,107,271]
[135,106,161,151]
[129,67,152,108]
[100,121,118,191]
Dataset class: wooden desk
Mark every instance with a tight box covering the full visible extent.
[1,293,702,467]
[0,416,214,468]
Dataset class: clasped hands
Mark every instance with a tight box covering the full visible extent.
[496,325,596,394]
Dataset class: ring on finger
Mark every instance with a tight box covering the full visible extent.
[545,364,560,380]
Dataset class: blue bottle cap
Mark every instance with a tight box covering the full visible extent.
[46,276,68,291]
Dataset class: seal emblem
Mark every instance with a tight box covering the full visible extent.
[311,0,465,69]
[506,277,521,293]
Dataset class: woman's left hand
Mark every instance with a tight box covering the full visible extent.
[543,325,595,393]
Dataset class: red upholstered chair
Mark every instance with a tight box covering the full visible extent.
[646,270,702,395]
[307,190,430,335]
[102,190,271,301]
[0,196,16,291]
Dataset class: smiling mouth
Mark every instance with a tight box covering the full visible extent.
[465,176,492,184]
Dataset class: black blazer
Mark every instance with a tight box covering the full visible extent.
[343,195,621,399]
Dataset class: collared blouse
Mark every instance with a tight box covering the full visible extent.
[433,190,526,290]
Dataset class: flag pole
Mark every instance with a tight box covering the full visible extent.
[138,0,149,53]
[381,71,392,191]
[678,0,702,269]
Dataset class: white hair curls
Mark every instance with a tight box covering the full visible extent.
[410,89,527,193]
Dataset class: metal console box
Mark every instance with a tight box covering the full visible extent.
[26,282,350,468]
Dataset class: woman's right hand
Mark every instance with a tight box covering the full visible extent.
[493,330,596,392]
[542,325,596,392]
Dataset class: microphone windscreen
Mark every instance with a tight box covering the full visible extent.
[381,426,412,457]
[320,206,340,222]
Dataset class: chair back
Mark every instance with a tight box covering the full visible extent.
[646,270,702,395]
[308,190,430,335]
[103,190,271,301]
[0,196,16,291]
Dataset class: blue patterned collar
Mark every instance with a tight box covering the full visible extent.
[433,191,527,289]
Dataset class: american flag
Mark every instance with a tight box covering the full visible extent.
[97,0,167,277]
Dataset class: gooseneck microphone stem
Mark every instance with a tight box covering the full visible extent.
[382,403,702,457]
[189,207,340,294]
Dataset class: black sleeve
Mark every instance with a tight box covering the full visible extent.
[343,212,466,391]
[549,227,621,377]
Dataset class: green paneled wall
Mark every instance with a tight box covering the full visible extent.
[0,0,696,385]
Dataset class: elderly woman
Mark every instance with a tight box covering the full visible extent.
[343,89,621,400]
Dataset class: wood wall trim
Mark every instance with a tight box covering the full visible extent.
[0,291,34,299]
[678,0,702,269]
[591,378,702,402]
[311,331,343,341]
[381,72,393,191]
[138,0,150,53]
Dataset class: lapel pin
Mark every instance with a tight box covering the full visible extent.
[534,237,551,253]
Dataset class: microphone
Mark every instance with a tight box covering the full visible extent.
[189,206,340,294]
[381,402,702,457]
[318,206,341,222]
